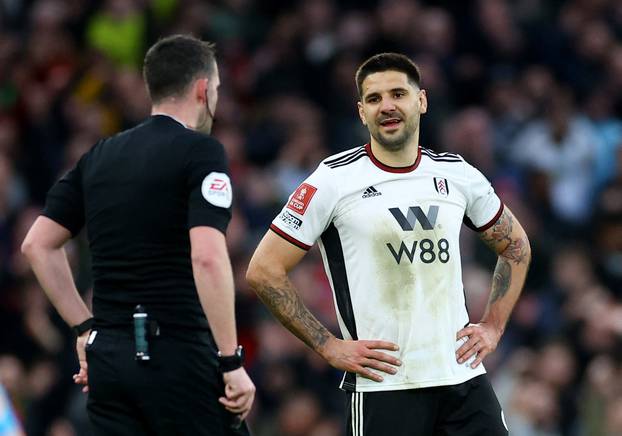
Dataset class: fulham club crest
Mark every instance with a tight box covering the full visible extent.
[434,177,449,197]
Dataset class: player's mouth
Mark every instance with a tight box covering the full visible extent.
[379,117,402,130]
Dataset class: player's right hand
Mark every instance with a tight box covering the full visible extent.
[219,367,255,420]
[319,337,401,382]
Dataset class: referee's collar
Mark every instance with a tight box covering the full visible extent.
[151,113,189,129]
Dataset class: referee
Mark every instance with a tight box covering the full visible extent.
[21,35,254,435]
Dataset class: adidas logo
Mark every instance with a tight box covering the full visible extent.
[362,186,382,198]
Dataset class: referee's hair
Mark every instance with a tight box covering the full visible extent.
[355,53,422,97]
[143,34,217,103]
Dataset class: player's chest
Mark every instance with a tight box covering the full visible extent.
[333,176,467,236]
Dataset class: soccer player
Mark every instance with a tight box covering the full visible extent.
[246,53,530,435]
[21,35,254,435]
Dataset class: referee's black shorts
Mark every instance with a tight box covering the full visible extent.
[86,327,250,436]
[346,375,508,436]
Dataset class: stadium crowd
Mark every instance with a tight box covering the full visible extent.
[0,0,621,435]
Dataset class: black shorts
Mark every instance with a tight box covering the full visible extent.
[346,375,508,436]
[86,328,250,436]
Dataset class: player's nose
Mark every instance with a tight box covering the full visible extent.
[379,99,397,113]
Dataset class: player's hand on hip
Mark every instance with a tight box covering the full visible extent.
[320,337,401,382]
[72,331,89,393]
[219,367,255,420]
[455,322,502,369]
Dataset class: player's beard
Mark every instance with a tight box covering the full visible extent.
[370,115,419,152]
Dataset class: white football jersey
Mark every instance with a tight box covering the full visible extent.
[270,143,503,392]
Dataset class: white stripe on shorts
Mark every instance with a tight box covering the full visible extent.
[351,393,357,436]
[358,392,364,436]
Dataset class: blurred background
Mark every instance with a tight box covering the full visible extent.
[0,0,621,435]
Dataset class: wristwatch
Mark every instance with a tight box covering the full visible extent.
[72,317,94,336]
[217,346,244,372]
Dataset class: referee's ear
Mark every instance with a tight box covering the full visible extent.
[194,77,209,105]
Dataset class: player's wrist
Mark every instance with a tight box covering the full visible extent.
[316,335,338,361]
[480,319,505,338]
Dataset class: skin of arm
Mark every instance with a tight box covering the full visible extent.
[21,216,92,327]
[189,226,255,418]
[246,231,401,382]
[21,216,93,391]
[190,226,238,355]
[456,205,531,367]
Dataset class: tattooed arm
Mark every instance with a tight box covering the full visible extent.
[456,205,531,368]
[246,230,401,382]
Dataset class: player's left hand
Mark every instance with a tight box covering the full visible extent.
[72,331,89,393]
[455,322,502,369]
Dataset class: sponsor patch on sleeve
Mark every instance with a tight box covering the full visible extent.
[287,183,317,215]
[278,210,303,230]
[201,172,233,208]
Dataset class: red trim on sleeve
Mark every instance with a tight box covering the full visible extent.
[475,202,505,232]
[269,224,312,251]
[365,143,421,173]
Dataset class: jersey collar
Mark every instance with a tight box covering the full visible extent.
[152,113,190,129]
[365,143,422,173]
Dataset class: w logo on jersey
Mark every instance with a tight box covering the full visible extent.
[434,177,449,197]
[389,206,439,231]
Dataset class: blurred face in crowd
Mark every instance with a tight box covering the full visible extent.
[196,63,220,134]
[358,70,427,151]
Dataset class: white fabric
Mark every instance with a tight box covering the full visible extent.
[272,146,502,392]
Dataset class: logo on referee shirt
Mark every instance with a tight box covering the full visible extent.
[201,172,232,208]
[287,183,317,215]
[434,177,449,197]
[362,186,382,198]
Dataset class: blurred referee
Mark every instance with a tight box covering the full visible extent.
[21,35,254,435]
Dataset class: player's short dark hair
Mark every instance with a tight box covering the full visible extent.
[143,34,217,103]
[355,53,422,97]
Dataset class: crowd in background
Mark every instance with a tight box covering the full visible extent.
[0,0,621,435]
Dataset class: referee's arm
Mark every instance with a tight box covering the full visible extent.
[247,231,401,382]
[456,205,531,368]
[190,226,255,418]
[22,216,93,391]
[21,216,92,329]
[190,226,238,354]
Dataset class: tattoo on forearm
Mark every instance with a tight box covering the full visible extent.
[255,279,331,351]
[490,259,511,303]
[480,210,529,265]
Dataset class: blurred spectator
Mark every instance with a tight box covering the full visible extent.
[510,87,598,228]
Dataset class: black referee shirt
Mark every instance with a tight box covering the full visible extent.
[42,115,232,330]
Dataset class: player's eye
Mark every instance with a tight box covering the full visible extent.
[367,96,380,103]
[394,91,406,98]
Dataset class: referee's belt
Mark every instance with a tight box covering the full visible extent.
[93,321,214,342]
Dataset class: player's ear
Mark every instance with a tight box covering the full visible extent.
[357,101,367,126]
[418,89,428,114]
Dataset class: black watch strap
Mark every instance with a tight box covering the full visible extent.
[217,346,244,373]
[72,317,94,336]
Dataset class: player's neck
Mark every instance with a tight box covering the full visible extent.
[370,135,420,168]
[151,102,198,130]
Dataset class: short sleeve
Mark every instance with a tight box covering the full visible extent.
[42,159,85,237]
[185,137,232,233]
[463,162,504,232]
[270,166,337,250]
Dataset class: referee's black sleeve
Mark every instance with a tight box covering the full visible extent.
[41,156,86,237]
[185,136,232,233]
